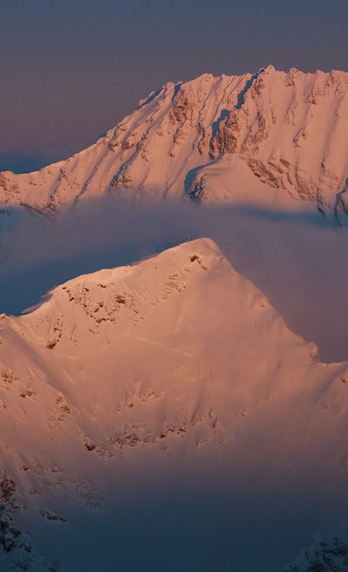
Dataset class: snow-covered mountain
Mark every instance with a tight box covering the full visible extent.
[2,65,348,571]
[1,238,348,570]
[1,66,348,217]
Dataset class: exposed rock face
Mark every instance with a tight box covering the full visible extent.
[1,66,348,215]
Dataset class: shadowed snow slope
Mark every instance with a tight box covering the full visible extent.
[1,66,348,218]
[1,239,348,571]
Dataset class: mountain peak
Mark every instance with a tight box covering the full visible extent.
[1,67,348,218]
[1,236,348,569]
[20,238,225,331]
[259,63,276,74]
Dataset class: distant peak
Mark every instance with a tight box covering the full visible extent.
[258,64,276,74]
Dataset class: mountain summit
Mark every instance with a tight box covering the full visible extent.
[1,66,348,217]
[1,239,348,569]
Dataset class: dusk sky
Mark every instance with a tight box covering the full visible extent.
[1,0,347,172]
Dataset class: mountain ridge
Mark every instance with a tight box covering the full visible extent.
[1,65,348,219]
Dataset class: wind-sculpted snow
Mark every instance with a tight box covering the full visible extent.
[1,239,348,570]
[1,66,348,218]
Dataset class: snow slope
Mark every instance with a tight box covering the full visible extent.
[1,239,348,570]
[0,66,348,217]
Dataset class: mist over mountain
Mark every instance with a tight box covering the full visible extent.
[1,67,348,571]
[1,238,348,571]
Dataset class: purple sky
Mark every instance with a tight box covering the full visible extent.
[1,0,347,172]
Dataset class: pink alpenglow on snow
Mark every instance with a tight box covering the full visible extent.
[1,239,348,570]
[0,67,348,221]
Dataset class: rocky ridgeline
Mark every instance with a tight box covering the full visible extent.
[1,66,347,215]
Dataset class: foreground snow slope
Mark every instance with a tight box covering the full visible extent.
[1,66,348,216]
[1,238,348,570]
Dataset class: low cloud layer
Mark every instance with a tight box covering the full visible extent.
[1,196,348,362]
